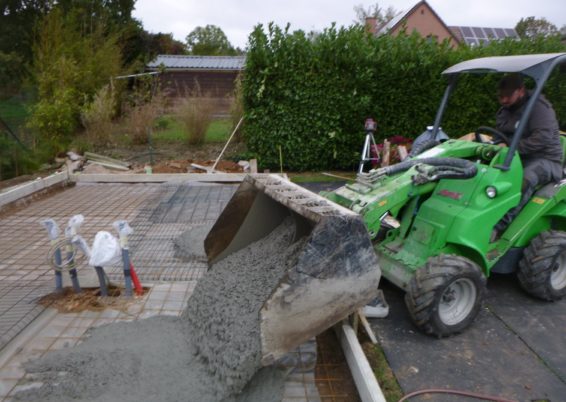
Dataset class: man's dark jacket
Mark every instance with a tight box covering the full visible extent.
[496,92,562,165]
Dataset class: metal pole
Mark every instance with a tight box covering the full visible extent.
[114,220,134,297]
[148,127,154,166]
[211,117,244,172]
[431,75,458,140]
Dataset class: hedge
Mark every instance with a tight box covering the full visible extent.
[242,23,566,171]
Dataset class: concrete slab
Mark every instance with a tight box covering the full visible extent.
[0,183,163,351]
[0,180,361,401]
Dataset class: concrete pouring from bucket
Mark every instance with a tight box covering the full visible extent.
[0,283,357,401]
[0,180,369,401]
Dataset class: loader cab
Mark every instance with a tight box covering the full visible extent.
[561,134,566,177]
[431,53,566,171]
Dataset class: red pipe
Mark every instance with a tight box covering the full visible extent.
[129,262,144,295]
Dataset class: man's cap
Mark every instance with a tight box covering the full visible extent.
[498,73,524,96]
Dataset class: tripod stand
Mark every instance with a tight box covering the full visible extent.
[358,118,379,173]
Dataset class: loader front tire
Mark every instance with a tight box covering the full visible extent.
[405,255,486,337]
[518,230,566,301]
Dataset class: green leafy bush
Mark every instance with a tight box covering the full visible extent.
[29,8,122,145]
[242,24,566,171]
[28,88,78,141]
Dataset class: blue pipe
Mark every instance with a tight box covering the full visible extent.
[95,266,109,297]
[66,244,82,293]
[121,248,133,297]
[54,247,63,293]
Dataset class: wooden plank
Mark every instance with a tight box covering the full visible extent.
[88,160,130,171]
[84,151,130,167]
[190,163,212,172]
[71,173,247,183]
[0,171,69,208]
[358,309,378,344]
[250,159,258,174]
[382,140,391,167]
[335,321,386,402]
[398,145,408,161]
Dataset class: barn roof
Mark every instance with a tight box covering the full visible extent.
[147,55,246,71]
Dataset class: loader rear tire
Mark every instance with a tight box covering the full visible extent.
[405,255,486,337]
[518,230,566,301]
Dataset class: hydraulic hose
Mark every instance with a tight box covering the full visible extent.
[408,139,439,158]
[358,157,477,185]
[380,158,478,179]
[384,157,476,177]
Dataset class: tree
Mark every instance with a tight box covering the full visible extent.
[515,17,558,39]
[147,33,187,56]
[0,0,52,94]
[29,7,123,143]
[185,25,237,55]
[353,2,398,26]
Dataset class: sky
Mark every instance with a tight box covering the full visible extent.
[132,0,565,50]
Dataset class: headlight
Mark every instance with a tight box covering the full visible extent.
[486,186,497,199]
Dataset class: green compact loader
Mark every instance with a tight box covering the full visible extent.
[203,53,566,363]
[322,52,566,337]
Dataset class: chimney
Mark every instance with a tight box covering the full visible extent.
[365,17,378,34]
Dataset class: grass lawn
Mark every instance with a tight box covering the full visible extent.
[152,117,232,144]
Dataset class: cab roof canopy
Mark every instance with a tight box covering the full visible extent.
[442,53,566,81]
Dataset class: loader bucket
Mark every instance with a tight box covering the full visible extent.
[204,174,381,365]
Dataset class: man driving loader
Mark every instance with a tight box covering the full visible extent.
[491,73,563,241]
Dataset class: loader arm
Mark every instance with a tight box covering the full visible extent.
[322,167,438,239]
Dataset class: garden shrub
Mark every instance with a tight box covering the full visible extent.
[242,24,566,171]
[123,96,164,145]
[176,84,217,145]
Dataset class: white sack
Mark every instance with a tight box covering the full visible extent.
[89,231,122,267]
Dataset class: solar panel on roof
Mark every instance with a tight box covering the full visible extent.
[461,26,473,37]
[484,27,495,38]
[504,29,518,38]
[472,27,486,38]
[494,28,506,38]
[452,25,519,46]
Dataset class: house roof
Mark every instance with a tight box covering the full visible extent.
[376,10,406,34]
[449,26,519,46]
[376,0,459,44]
[147,55,246,71]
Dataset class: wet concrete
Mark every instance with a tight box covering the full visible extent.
[13,218,303,401]
[14,317,288,402]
